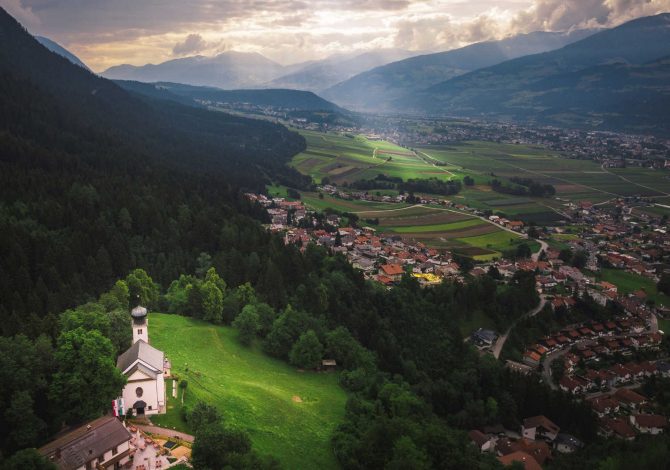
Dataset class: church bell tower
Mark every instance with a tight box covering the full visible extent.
[131,305,149,344]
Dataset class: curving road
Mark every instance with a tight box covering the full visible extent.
[492,294,547,359]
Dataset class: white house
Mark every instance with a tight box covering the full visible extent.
[116,306,167,416]
[39,415,132,470]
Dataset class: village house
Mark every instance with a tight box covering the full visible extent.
[38,416,132,470]
[559,376,584,395]
[378,263,404,282]
[522,350,542,367]
[468,430,495,452]
[588,396,620,418]
[472,328,498,348]
[522,416,560,442]
[630,414,668,435]
[613,388,647,411]
[599,417,636,440]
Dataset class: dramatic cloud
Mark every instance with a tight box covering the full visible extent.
[511,0,670,32]
[1,0,668,71]
[173,33,211,56]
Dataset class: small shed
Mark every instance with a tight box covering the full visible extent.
[321,359,337,371]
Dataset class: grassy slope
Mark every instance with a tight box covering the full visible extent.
[597,269,670,307]
[149,313,347,469]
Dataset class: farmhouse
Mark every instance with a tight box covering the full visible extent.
[38,416,132,470]
[116,306,167,416]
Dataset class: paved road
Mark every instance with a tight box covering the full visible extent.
[136,424,194,443]
[532,240,548,262]
[492,295,547,359]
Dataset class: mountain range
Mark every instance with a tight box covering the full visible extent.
[265,49,417,92]
[101,49,419,91]
[322,29,597,111]
[396,13,670,135]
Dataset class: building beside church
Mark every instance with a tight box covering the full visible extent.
[38,415,132,470]
[116,306,167,416]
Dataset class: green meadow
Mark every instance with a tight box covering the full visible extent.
[596,269,670,307]
[149,313,347,470]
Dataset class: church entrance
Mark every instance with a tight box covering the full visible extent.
[133,400,146,416]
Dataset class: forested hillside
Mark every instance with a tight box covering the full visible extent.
[0,7,307,333]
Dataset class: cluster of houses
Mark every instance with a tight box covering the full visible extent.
[521,317,662,369]
[469,415,583,470]
[317,184,445,206]
[487,215,525,232]
[588,387,669,439]
[567,200,670,284]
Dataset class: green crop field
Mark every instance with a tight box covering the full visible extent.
[416,142,670,202]
[291,130,463,184]
[389,218,484,233]
[149,313,347,470]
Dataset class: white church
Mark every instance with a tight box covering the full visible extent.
[116,306,170,416]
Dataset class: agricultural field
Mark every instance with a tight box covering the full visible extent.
[417,141,670,202]
[349,204,526,258]
[291,130,461,184]
[149,313,347,470]
[284,131,666,258]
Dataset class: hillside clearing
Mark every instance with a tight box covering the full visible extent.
[149,313,347,470]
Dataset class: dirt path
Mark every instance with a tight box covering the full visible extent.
[136,424,194,443]
[415,150,457,179]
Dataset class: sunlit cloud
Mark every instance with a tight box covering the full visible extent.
[1,0,668,72]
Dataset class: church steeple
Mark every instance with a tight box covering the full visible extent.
[131,305,149,344]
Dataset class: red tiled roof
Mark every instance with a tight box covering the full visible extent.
[632,414,668,429]
[523,415,560,434]
[380,264,404,276]
[499,452,542,470]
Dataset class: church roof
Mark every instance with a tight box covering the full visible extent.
[125,362,159,380]
[116,340,163,374]
[131,306,148,318]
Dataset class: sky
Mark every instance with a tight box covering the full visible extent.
[3,0,670,72]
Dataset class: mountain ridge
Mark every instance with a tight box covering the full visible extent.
[35,35,90,70]
[322,29,597,111]
[396,13,670,135]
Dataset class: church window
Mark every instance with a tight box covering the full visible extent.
[137,329,143,335]
[136,387,143,397]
